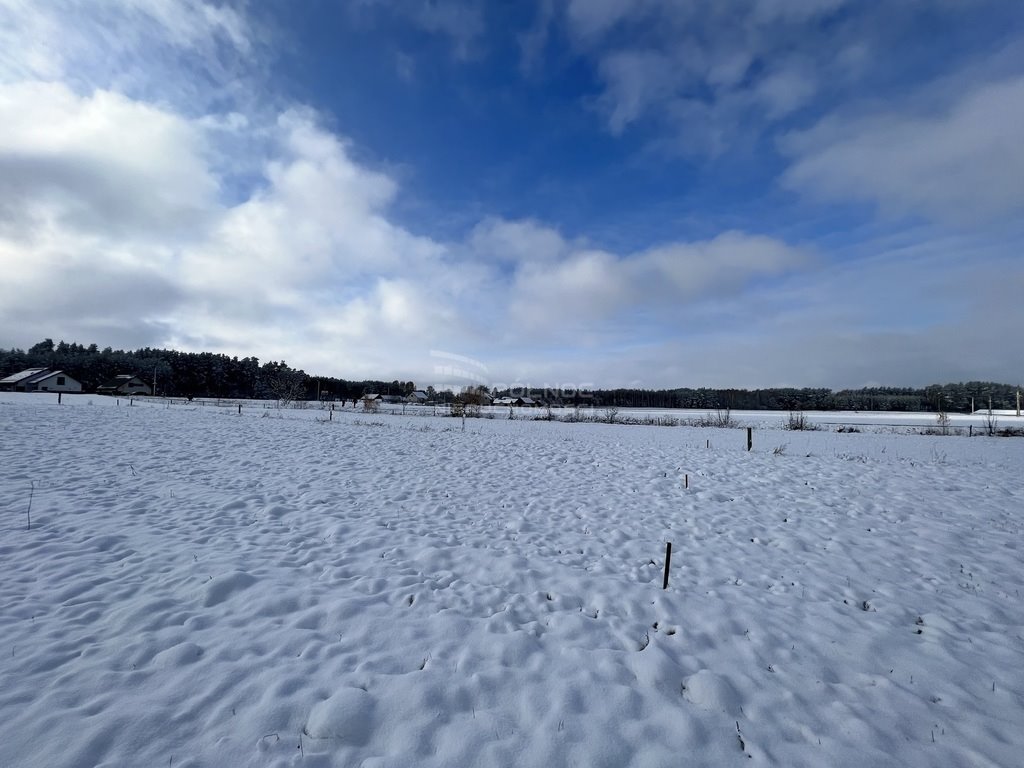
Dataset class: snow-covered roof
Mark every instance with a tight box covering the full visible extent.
[24,369,71,385]
[0,368,48,384]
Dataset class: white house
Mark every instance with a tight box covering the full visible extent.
[0,368,83,393]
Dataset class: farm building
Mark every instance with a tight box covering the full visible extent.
[406,390,429,403]
[0,368,83,393]
[495,396,538,407]
[96,375,152,396]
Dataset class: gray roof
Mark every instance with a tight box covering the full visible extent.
[97,375,147,390]
[24,369,73,385]
[0,368,49,385]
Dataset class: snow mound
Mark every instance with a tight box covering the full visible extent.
[202,570,256,607]
[304,688,377,745]
[683,669,742,716]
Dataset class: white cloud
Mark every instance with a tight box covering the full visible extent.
[468,217,569,264]
[782,76,1024,224]
[352,0,485,61]
[0,0,258,114]
[504,230,813,338]
[0,74,821,380]
[598,49,678,133]
[0,0,483,374]
[491,229,1024,389]
[412,0,485,59]
[561,0,849,147]
[0,81,220,242]
[754,62,817,119]
[518,0,556,74]
[565,0,635,42]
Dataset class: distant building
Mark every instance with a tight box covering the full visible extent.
[0,368,83,393]
[96,375,152,396]
[495,396,537,407]
[406,390,429,404]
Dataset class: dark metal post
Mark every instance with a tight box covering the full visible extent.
[662,542,672,589]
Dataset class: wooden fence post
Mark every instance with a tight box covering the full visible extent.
[746,427,752,451]
[663,542,673,589]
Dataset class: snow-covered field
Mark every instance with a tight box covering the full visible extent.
[2,393,1023,767]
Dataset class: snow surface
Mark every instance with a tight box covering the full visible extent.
[2,393,1023,767]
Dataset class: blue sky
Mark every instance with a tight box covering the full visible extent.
[1,1,1023,390]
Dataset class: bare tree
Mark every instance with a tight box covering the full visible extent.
[269,372,306,408]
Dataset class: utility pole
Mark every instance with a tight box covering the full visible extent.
[1017,389,1021,417]
[153,365,157,397]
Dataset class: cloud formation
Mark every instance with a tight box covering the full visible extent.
[783,77,1024,224]
[1,0,1022,390]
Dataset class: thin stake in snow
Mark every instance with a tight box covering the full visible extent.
[663,542,672,589]
[26,480,34,531]
[684,474,688,489]
[747,427,753,452]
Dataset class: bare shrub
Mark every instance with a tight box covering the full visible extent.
[785,411,819,431]
[691,408,735,428]
[714,408,734,427]
[449,402,481,418]
[984,408,999,436]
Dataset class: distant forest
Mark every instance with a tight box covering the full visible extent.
[2,339,1020,412]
